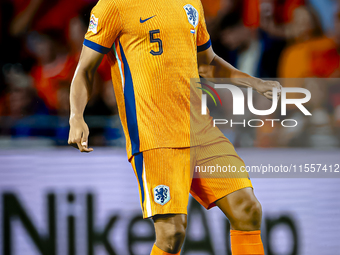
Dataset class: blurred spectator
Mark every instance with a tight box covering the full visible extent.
[211,4,285,78]
[277,79,339,148]
[201,0,221,23]
[0,63,48,117]
[8,0,94,37]
[243,0,260,27]
[207,0,243,41]
[28,29,75,112]
[278,6,339,78]
[0,0,23,93]
[274,0,305,24]
[0,0,119,145]
[0,0,92,90]
[305,79,339,148]
[0,63,50,137]
[330,7,340,140]
[309,0,338,35]
[331,6,340,78]
[259,0,305,38]
[275,5,340,148]
[26,4,115,116]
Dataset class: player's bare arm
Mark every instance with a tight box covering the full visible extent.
[68,46,104,153]
[197,46,281,100]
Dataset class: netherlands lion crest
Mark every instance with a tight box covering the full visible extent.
[154,185,170,205]
[183,4,199,28]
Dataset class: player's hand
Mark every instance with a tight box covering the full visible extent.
[253,79,282,101]
[68,116,93,153]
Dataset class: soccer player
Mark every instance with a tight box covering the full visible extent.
[68,0,281,254]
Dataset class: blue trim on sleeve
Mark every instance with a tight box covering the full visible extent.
[197,39,212,52]
[119,41,141,156]
[83,39,111,54]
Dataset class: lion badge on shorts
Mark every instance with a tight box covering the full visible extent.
[154,185,170,205]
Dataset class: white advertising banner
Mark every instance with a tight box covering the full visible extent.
[0,148,339,255]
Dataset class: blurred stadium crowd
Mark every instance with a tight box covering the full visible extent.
[0,0,339,148]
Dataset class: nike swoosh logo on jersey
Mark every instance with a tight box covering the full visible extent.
[140,15,156,23]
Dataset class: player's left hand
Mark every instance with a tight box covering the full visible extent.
[253,79,282,101]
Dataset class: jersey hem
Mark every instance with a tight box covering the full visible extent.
[127,134,227,161]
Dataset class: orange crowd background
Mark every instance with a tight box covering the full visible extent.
[0,0,339,148]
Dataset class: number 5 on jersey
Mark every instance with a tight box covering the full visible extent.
[149,30,163,56]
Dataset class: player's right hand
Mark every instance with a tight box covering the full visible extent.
[253,79,282,101]
[68,116,93,153]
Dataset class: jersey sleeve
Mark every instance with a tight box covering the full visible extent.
[196,1,211,52]
[84,0,122,54]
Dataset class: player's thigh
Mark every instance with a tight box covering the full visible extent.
[190,139,252,210]
[130,148,191,219]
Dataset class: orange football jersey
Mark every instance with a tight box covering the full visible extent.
[84,0,223,160]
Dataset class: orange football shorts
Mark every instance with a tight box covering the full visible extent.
[130,136,252,218]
